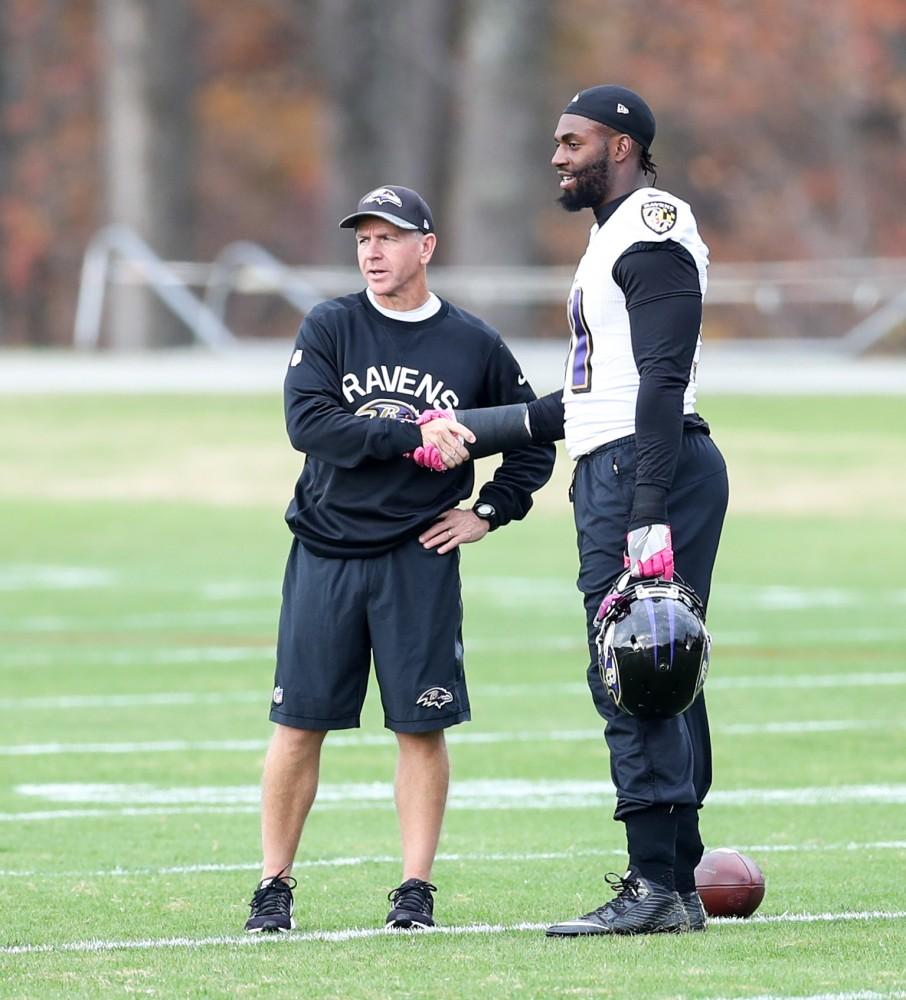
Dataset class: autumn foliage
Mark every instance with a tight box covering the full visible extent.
[1,0,905,345]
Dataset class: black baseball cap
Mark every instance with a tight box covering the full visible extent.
[562,85,656,150]
[339,185,435,234]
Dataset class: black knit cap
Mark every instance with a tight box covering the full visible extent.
[563,85,656,150]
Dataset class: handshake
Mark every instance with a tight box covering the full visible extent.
[407,409,475,472]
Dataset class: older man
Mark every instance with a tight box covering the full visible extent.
[243,185,554,933]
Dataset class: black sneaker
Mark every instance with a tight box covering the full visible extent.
[546,871,690,936]
[680,890,707,931]
[386,878,437,929]
[245,872,296,933]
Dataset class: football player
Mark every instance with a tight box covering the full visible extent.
[415,86,729,935]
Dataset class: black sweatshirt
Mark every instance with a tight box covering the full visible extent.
[284,291,555,557]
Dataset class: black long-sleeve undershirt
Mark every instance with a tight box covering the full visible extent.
[521,239,703,529]
[617,241,703,528]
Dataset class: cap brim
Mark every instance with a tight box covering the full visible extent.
[338,211,418,231]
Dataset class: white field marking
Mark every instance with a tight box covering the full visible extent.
[12,781,906,818]
[0,690,267,710]
[3,670,906,711]
[0,644,580,670]
[0,565,118,591]
[5,716,906,756]
[4,625,906,654]
[708,671,906,690]
[4,618,906,652]
[0,648,271,670]
[0,739,271,756]
[3,840,906,880]
[199,580,279,600]
[0,609,276,633]
[466,578,906,611]
[0,806,261,822]
[3,910,906,956]
[718,719,906,735]
[474,629,906,649]
[708,993,906,1000]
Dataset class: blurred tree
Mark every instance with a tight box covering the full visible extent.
[554,0,906,264]
[445,0,554,335]
[1,0,905,346]
[99,0,195,348]
[446,0,553,266]
[312,0,457,261]
[0,0,8,343]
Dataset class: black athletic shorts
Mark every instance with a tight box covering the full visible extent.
[270,537,471,733]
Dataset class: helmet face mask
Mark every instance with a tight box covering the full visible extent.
[595,578,710,719]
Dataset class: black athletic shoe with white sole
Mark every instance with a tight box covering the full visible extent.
[386,878,436,929]
[546,871,690,937]
[245,873,296,932]
[680,889,708,931]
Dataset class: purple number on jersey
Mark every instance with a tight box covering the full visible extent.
[567,285,593,393]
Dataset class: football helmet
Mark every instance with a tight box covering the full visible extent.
[595,573,710,718]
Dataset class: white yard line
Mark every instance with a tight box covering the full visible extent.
[3,670,906,710]
[4,606,906,646]
[2,717,904,756]
[0,648,271,669]
[7,781,906,821]
[709,672,906,690]
[6,567,906,608]
[467,579,906,611]
[0,565,119,591]
[0,689,268,709]
[0,609,277,632]
[2,841,904,880]
[2,910,905,956]
[708,993,906,1000]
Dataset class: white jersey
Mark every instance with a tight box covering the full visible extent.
[562,187,709,460]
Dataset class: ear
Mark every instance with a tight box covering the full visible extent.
[611,134,635,163]
[420,232,437,265]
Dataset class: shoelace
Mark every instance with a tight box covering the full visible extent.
[250,869,297,916]
[387,880,437,911]
[585,872,641,917]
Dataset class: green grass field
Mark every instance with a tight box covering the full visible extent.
[1,392,905,999]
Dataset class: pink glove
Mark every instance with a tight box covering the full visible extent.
[625,524,674,580]
[594,589,623,625]
[409,409,454,472]
[594,569,632,626]
[411,443,446,471]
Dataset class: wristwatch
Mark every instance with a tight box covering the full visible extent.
[472,501,498,530]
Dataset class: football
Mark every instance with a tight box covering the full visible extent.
[694,848,766,917]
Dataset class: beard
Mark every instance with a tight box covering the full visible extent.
[557,150,611,212]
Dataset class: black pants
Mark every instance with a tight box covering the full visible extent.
[573,427,728,881]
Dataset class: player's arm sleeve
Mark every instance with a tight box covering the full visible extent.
[527,390,566,442]
[471,339,556,528]
[613,241,702,530]
[284,316,421,468]
[453,390,565,457]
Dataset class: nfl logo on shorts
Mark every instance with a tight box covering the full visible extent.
[272,686,284,706]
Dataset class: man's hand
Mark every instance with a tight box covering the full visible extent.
[625,524,674,580]
[411,409,476,471]
[419,507,490,554]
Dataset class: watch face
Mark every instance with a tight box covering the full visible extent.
[476,503,495,518]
